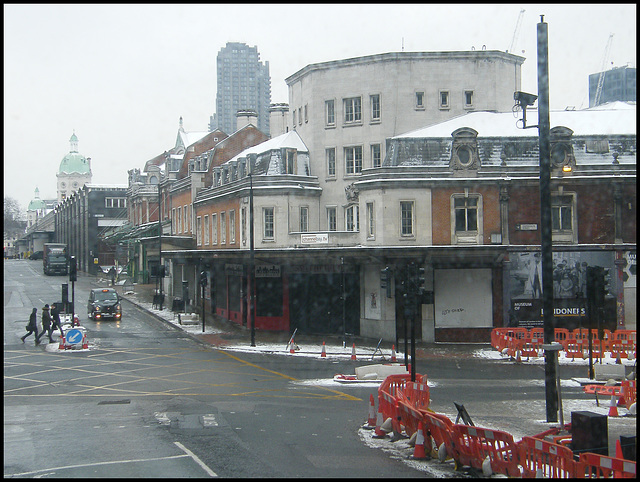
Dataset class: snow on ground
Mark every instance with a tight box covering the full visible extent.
[47,292,636,476]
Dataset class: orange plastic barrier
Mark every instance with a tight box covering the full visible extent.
[491,328,509,351]
[378,374,425,435]
[450,424,521,477]
[521,337,541,359]
[564,340,585,360]
[402,380,430,412]
[396,392,424,438]
[621,380,636,409]
[554,327,571,343]
[577,452,636,478]
[517,436,579,478]
[610,340,630,360]
[422,410,455,461]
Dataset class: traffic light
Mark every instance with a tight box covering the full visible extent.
[199,270,208,287]
[416,266,426,296]
[69,256,77,282]
[602,268,614,297]
[586,266,605,309]
[380,267,392,298]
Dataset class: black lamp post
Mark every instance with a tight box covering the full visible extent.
[249,171,255,347]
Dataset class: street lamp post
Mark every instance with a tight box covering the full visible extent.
[249,172,255,347]
[158,184,163,311]
[537,15,559,423]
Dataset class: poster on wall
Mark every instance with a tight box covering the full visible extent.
[508,250,616,330]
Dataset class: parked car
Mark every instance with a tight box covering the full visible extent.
[29,251,43,260]
[87,288,122,321]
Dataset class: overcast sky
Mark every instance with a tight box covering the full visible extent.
[4,4,636,212]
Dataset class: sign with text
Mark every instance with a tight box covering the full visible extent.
[301,233,328,244]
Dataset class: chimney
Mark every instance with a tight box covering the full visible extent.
[269,103,289,137]
[236,109,258,131]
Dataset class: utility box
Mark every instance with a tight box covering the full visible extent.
[571,411,608,456]
[619,435,636,461]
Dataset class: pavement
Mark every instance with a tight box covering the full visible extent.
[97,275,637,466]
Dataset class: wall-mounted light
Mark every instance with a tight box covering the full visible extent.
[562,165,572,173]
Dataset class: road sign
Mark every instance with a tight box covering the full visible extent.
[66,329,83,345]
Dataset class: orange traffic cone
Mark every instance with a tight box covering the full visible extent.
[82,333,88,349]
[390,344,397,362]
[351,343,357,361]
[608,395,619,417]
[615,439,623,459]
[320,341,326,358]
[373,406,386,438]
[516,348,522,363]
[58,335,65,349]
[290,338,296,354]
[367,394,376,427]
[412,421,427,459]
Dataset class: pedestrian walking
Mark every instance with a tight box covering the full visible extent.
[21,308,39,344]
[50,304,64,338]
[37,304,55,344]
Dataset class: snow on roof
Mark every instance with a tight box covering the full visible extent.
[181,131,209,147]
[397,103,636,139]
[226,130,309,164]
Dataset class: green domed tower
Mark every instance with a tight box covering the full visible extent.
[57,132,92,203]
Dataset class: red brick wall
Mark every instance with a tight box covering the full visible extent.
[431,185,501,245]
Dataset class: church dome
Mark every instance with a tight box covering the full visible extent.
[58,132,91,175]
[27,188,46,211]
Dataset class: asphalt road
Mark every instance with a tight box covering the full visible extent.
[4,260,437,477]
[5,259,636,477]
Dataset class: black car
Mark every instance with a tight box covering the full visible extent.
[29,251,43,260]
[87,288,122,320]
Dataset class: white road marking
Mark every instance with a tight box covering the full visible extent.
[174,441,218,477]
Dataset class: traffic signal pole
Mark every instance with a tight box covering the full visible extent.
[537,16,559,423]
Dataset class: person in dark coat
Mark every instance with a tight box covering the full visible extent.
[21,308,39,344]
[37,304,55,343]
[50,304,64,338]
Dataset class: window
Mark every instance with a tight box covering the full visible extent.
[343,96,362,123]
[370,94,380,121]
[221,212,226,244]
[172,208,176,234]
[241,207,246,245]
[188,204,192,232]
[325,99,335,126]
[400,201,414,237]
[229,210,236,243]
[366,202,375,239]
[212,213,218,245]
[177,207,182,234]
[415,91,425,109]
[454,197,478,232]
[326,148,336,177]
[183,205,188,233]
[464,90,474,108]
[439,90,450,109]
[285,149,296,174]
[292,110,296,127]
[327,207,337,231]
[451,193,483,244]
[298,107,302,125]
[105,197,127,208]
[551,195,573,235]
[204,215,210,245]
[300,206,309,232]
[344,146,363,175]
[304,104,308,123]
[371,144,381,168]
[345,205,359,232]
[263,207,274,240]
[196,216,202,246]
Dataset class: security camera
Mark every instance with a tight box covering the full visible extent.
[514,91,538,107]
